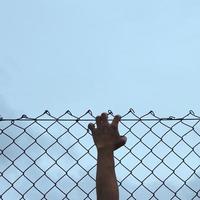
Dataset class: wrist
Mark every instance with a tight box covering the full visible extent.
[97,147,114,155]
[97,148,115,167]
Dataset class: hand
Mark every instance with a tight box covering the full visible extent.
[88,112,127,151]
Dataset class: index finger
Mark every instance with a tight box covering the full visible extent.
[88,123,95,133]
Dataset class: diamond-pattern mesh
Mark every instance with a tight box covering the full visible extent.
[0,109,200,200]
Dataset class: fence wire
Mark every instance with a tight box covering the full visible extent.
[0,109,200,200]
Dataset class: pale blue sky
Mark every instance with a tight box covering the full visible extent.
[0,1,200,199]
[0,0,200,118]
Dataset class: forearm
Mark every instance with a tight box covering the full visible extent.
[96,149,119,200]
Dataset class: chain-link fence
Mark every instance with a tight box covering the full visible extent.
[0,109,200,200]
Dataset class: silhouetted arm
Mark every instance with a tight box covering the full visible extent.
[96,148,118,200]
[88,113,127,200]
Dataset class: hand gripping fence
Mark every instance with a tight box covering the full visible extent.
[0,109,200,200]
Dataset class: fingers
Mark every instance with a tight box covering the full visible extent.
[96,116,102,128]
[101,112,109,126]
[88,113,107,132]
[111,115,121,128]
[89,113,121,131]
[88,123,95,133]
[95,112,109,128]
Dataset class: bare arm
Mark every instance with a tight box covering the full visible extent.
[96,148,118,200]
[88,113,127,200]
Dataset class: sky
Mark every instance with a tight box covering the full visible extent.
[0,0,200,199]
[0,0,200,118]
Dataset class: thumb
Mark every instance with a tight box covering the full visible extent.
[114,136,127,150]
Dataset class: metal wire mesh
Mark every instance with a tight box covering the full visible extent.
[0,109,200,200]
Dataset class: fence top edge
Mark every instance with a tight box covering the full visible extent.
[0,118,200,122]
[0,110,199,121]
